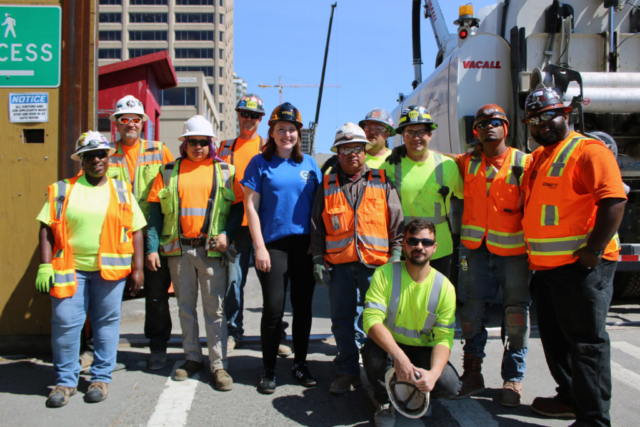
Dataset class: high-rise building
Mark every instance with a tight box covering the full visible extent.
[233,72,247,135]
[97,0,236,139]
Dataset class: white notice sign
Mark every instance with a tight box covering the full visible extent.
[9,92,49,123]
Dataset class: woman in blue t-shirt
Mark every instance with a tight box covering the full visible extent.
[242,102,321,394]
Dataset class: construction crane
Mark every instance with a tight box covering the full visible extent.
[258,73,341,104]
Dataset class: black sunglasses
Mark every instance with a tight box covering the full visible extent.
[476,119,505,130]
[240,111,262,120]
[83,150,109,160]
[187,138,209,147]
[406,237,435,247]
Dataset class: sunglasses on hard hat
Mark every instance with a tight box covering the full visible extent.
[405,237,435,247]
[338,145,365,155]
[523,109,564,125]
[117,117,142,125]
[83,150,109,160]
[476,119,505,130]
[239,111,262,120]
[187,138,210,147]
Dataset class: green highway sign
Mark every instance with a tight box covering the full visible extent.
[0,5,61,88]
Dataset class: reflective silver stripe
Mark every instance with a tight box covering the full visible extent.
[323,174,341,197]
[468,156,481,176]
[367,170,385,190]
[391,325,421,339]
[326,236,353,250]
[220,162,232,189]
[543,205,557,226]
[365,301,387,314]
[434,321,455,329]
[528,236,587,253]
[163,162,176,188]
[487,231,525,246]
[55,180,67,220]
[485,166,497,180]
[54,272,75,284]
[163,239,180,253]
[113,179,128,203]
[404,213,446,226]
[461,226,485,240]
[218,139,235,161]
[395,162,403,197]
[548,137,582,177]
[507,150,526,185]
[359,234,389,250]
[110,155,126,165]
[101,255,132,267]
[383,263,403,332]
[433,152,444,186]
[421,271,445,334]
[181,208,207,216]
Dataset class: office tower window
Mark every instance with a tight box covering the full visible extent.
[129,13,168,23]
[219,67,223,77]
[175,31,214,41]
[219,48,223,59]
[130,0,168,4]
[99,0,122,5]
[99,31,122,41]
[219,84,223,95]
[162,88,198,106]
[219,13,224,24]
[99,49,122,59]
[176,0,214,4]
[220,0,224,6]
[219,31,224,42]
[129,31,168,41]
[175,13,214,23]
[208,84,215,95]
[99,13,122,23]
[129,48,166,58]
[175,48,214,59]
[219,103,223,113]
[175,66,214,77]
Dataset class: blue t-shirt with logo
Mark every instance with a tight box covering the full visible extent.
[242,153,321,244]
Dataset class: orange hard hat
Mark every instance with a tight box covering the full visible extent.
[473,104,509,129]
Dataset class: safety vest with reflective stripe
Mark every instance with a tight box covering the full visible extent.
[322,169,390,266]
[365,263,454,346]
[523,133,620,268]
[157,158,236,258]
[47,176,135,299]
[218,136,264,164]
[107,139,166,220]
[461,147,527,256]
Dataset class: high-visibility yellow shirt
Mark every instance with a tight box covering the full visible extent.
[381,151,464,259]
[36,175,146,271]
[363,262,456,349]
[365,151,391,169]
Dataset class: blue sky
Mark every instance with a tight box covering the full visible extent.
[234,0,498,154]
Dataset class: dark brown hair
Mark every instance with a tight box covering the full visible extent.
[262,123,304,163]
[403,219,436,239]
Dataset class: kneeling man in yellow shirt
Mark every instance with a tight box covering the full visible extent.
[362,219,461,426]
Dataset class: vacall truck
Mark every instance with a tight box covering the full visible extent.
[391,0,640,298]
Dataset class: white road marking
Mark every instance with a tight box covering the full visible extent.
[147,361,200,427]
[611,361,640,392]
[611,341,640,360]
[440,399,499,426]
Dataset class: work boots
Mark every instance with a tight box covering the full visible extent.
[456,353,485,399]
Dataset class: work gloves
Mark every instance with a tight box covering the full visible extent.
[36,263,54,294]
[386,145,407,165]
[313,256,330,288]
[388,248,402,264]
[219,244,238,267]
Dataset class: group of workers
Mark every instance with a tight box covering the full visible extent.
[35,87,625,427]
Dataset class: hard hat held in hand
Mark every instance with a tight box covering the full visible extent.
[109,95,149,122]
[179,115,217,141]
[396,105,438,134]
[522,87,572,121]
[236,93,265,115]
[71,131,115,161]
[359,107,396,137]
[331,122,371,153]
[385,368,430,419]
[268,102,303,128]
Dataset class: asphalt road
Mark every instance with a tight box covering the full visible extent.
[1,267,639,427]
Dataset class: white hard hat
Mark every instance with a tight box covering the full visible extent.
[385,368,430,419]
[179,115,217,141]
[109,95,149,122]
[331,122,372,153]
[71,131,116,161]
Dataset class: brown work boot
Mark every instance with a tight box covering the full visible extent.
[46,385,77,408]
[456,353,485,399]
[499,380,523,407]
[174,360,204,381]
[85,381,109,403]
[212,369,233,391]
[329,373,361,394]
[531,395,576,419]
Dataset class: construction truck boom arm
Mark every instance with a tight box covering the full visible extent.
[424,0,453,54]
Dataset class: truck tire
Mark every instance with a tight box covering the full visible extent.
[613,272,640,299]
[585,131,618,159]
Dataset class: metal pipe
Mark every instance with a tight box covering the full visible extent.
[412,0,423,89]
[564,87,640,113]
[314,3,337,126]
[579,72,640,88]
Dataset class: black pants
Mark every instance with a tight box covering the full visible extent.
[431,255,452,278]
[144,252,173,350]
[362,339,461,404]
[531,260,616,427]
[257,234,315,370]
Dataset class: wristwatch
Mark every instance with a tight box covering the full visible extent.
[584,246,604,258]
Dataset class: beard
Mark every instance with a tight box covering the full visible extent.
[124,130,139,140]
[406,249,430,267]
[531,125,566,146]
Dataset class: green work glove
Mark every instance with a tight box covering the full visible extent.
[388,248,402,264]
[313,256,330,288]
[36,263,54,294]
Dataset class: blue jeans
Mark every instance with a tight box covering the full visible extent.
[51,270,126,387]
[460,242,531,382]
[225,226,253,339]
[328,262,374,376]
